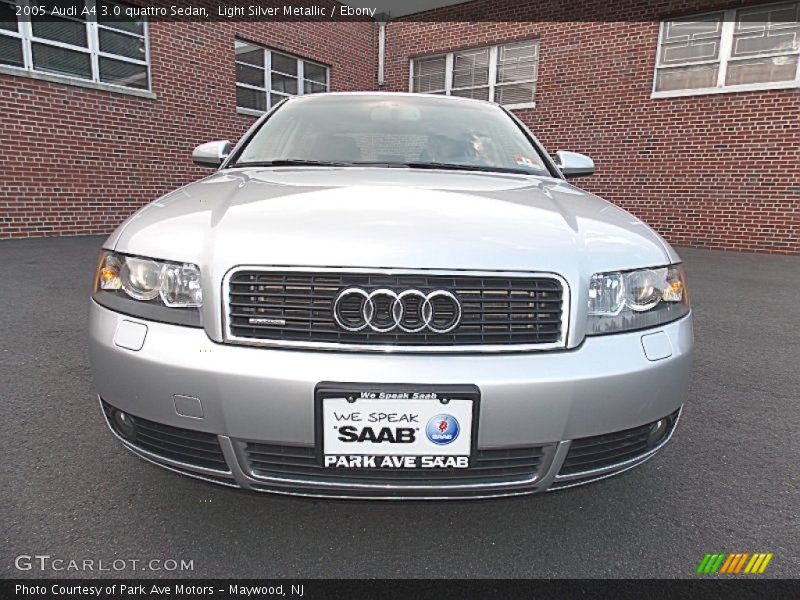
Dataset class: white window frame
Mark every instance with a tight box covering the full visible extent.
[652,1,800,98]
[0,0,152,95]
[235,39,330,116]
[408,39,539,110]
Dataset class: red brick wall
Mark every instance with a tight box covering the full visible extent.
[2,1,798,254]
[384,1,800,254]
[0,20,375,238]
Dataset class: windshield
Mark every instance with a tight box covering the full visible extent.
[232,94,553,176]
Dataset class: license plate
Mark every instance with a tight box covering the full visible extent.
[317,384,478,469]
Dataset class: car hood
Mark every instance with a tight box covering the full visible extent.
[109,167,677,276]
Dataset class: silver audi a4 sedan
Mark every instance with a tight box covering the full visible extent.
[89,92,693,499]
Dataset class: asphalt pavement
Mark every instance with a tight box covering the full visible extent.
[1,236,798,578]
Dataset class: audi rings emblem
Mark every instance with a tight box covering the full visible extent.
[333,288,462,334]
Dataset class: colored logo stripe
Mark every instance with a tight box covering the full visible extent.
[719,554,737,573]
[697,553,726,574]
[745,553,773,574]
[719,553,747,574]
[697,553,773,574]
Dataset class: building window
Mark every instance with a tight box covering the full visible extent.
[410,39,539,108]
[654,2,800,96]
[0,0,149,90]
[235,39,329,113]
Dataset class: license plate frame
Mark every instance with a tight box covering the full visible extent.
[315,382,480,469]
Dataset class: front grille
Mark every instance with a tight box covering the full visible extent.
[242,442,550,485]
[226,269,565,349]
[102,401,229,472]
[558,410,680,476]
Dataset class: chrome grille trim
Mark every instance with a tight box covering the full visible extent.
[221,266,570,353]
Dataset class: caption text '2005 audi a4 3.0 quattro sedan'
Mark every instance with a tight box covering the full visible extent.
[89,92,693,499]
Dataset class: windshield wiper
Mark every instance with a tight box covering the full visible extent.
[231,159,536,175]
[354,161,534,175]
[231,159,358,168]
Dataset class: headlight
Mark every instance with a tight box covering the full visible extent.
[93,252,203,327]
[586,264,689,335]
[120,257,162,301]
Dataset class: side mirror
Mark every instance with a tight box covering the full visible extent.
[554,150,595,178]
[192,140,231,168]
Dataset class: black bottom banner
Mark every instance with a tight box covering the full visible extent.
[3,579,799,600]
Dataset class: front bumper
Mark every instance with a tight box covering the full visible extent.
[89,300,693,499]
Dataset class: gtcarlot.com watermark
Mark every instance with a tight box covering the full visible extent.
[14,554,194,572]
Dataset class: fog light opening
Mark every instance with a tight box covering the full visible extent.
[647,418,668,447]
[113,409,137,441]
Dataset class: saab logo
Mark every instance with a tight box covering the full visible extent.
[336,425,416,444]
[696,553,774,575]
[425,414,460,445]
